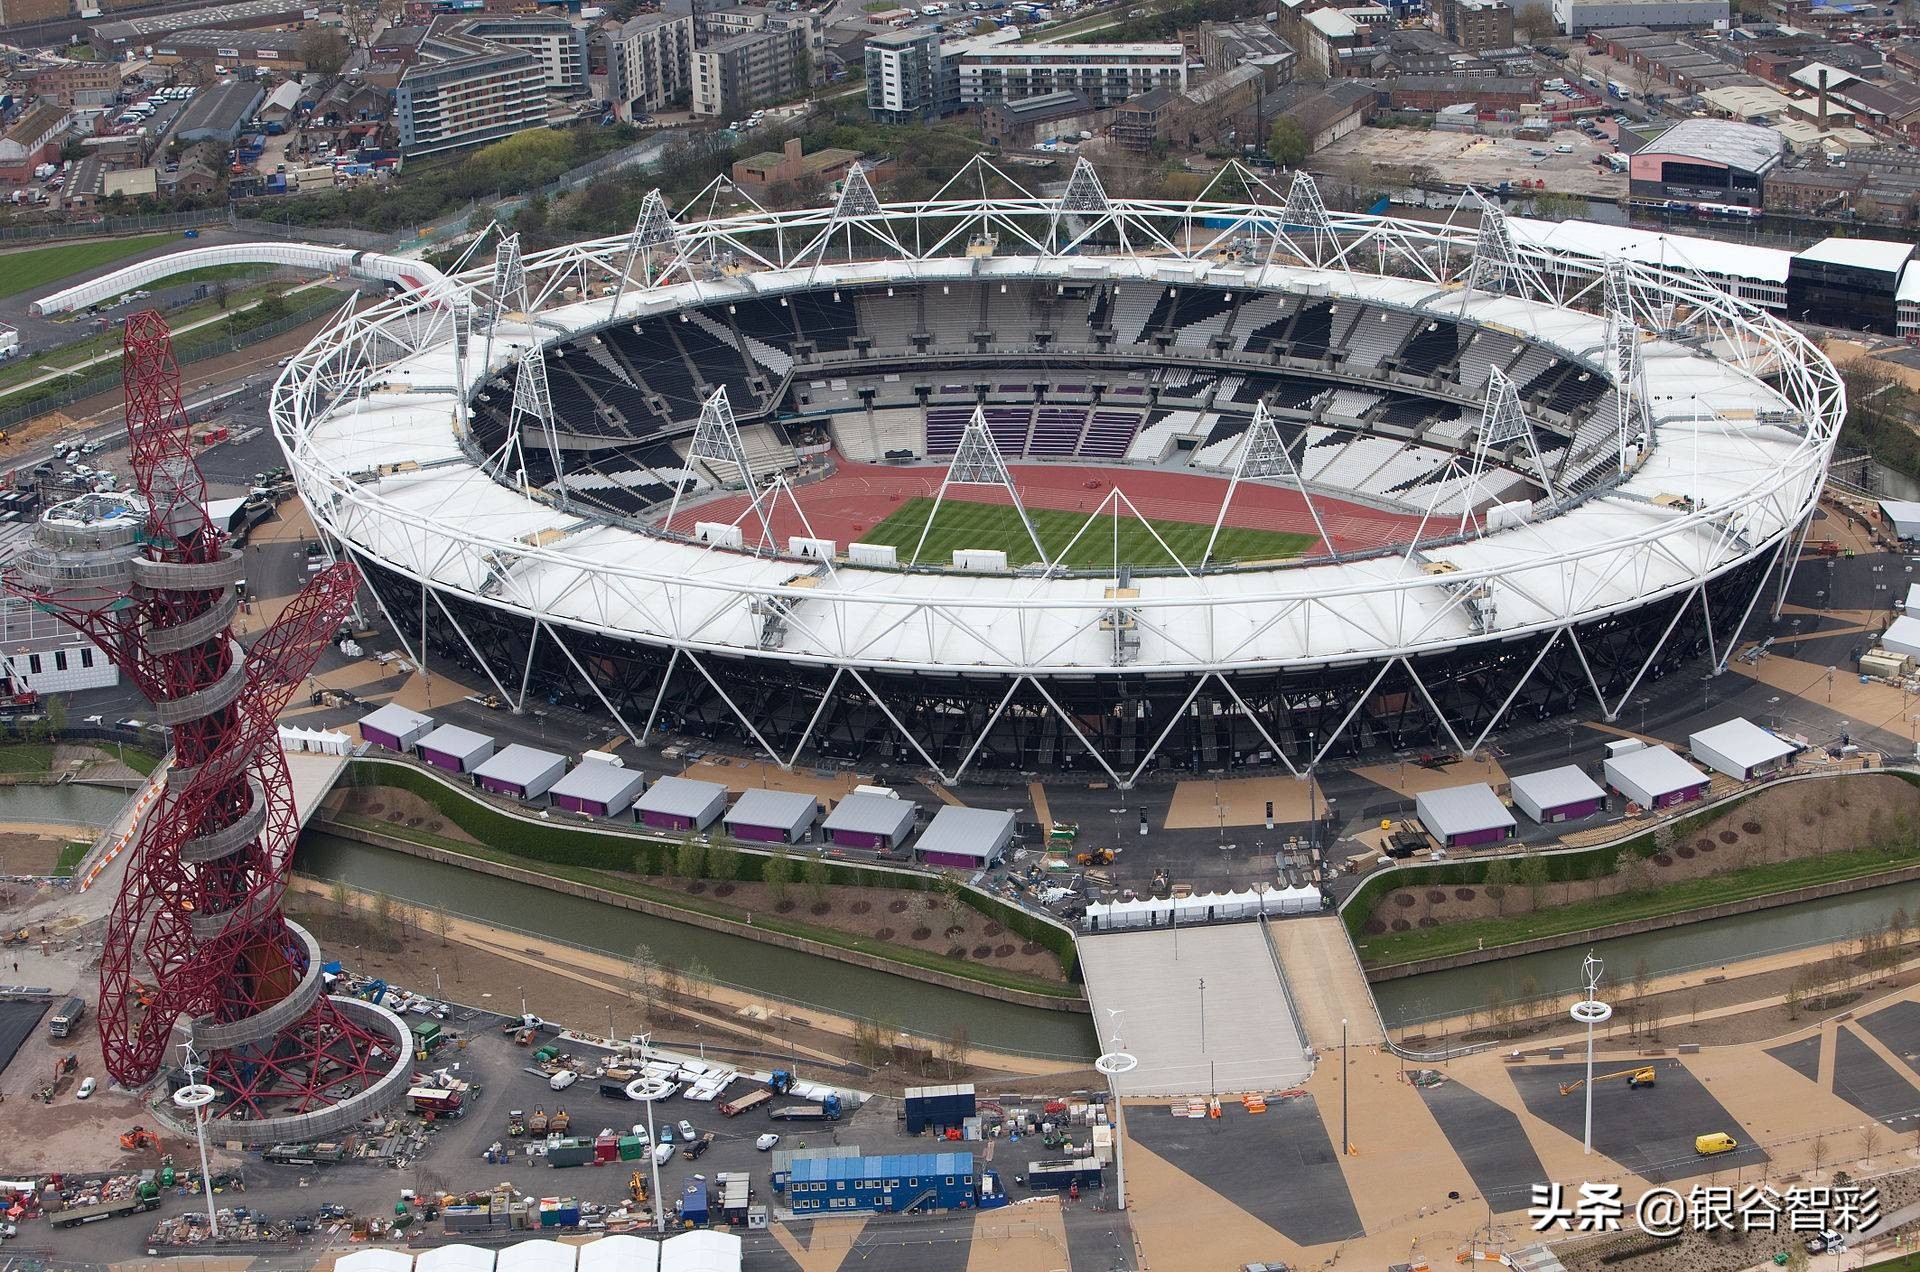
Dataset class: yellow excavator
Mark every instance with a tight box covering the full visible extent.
[1559,1066,1657,1096]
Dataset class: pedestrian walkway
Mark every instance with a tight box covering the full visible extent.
[1267,914,1383,1052]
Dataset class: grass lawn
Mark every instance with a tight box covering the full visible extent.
[862,495,1316,570]
[113,748,160,776]
[0,234,178,302]
[1355,838,1920,968]
[0,744,56,774]
[53,841,89,877]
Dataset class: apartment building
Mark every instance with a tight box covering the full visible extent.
[1197,20,1296,90]
[395,23,550,155]
[691,22,806,118]
[866,27,942,122]
[455,15,590,96]
[1437,0,1515,51]
[600,11,694,121]
[956,43,1187,109]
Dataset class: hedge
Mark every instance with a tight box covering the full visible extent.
[339,758,1079,979]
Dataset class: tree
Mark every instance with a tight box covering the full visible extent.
[1516,855,1551,911]
[1515,1,1557,40]
[1267,116,1311,168]
[329,877,351,917]
[1811,1133,1829,1173]
[431,908,453,948]
[764,847,793,905]
[674,836,707,882]
[298,27,350,74]
[938,1023,969,1078]
[707,845,740,884]
[1862,1122,1881,1166]
[802,857,831,905]
[628,943,659,1025]
[43,695,65,739]
[1483,859,1515,915]
[213,280,231,311]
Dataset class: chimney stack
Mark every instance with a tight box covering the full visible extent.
[1819,66,1830,128]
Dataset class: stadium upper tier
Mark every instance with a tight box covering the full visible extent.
[271,173,1838,685]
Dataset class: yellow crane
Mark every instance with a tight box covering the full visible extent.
[1559,1066,1657,1096]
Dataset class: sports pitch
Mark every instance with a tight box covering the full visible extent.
[860,497,1317,570]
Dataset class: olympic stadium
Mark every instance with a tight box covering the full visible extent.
[266,161,1842,786]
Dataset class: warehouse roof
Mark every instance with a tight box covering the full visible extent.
[788,1151,975,1183]
[471,743,565,787]
[1640,118,1786,175]
[635,774,727,818]
[916,806,1015,861]
[359,703,433,737]
[822,792,917,836]
[1605,744,1706,796]
[415,723,492,758]
[1880,498,1920,524]
[548,758,645,805]
[1797,236,1915,274]
[723,787,817,828]
[1690,717,1796,768]
[1508,764,1605,809]
[171,82,266,142]
[1415,783,1515,837]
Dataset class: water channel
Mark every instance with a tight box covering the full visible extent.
[0,782,136,827]
[294,832,1102,1062]
[1371,878,1920,1030]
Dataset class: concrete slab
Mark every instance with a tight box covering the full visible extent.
[1416,1078,1549,1212]
[1507,1061,1769,1183]
[1269,915,1382,1050]
[1080,924,1310,1096]
[1856,1001,1920,1077]
[1126,1098,1364,1246]
[1831,1027,1920,1130]
[1166,774,1323,830]
[1765,1035,1823,1085]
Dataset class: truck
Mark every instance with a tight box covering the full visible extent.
[409,1086,464,1119]
[679,1177,710,1226]
[719,1088,774,1117]
[51,1189,159,1228]
[770,1094,843,1121]
[48,996,85,1039]
[601,1080,634,1101]
[1607,79,1630,100]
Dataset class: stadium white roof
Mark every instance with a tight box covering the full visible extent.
[1796,236,1915,274]
[337,1253,414,1272]
[1509,215,1793,283]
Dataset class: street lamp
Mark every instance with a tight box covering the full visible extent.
[1095,1011,1137,1214]
[626,1042,672,1234]
[171,1044,220,1235]
[1570,953,1612,1156]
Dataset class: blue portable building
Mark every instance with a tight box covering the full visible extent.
[679,1176,710,1226]
[786,1152,980,1215]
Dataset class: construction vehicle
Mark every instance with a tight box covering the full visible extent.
[549,1108,572,1135]
[1559,1066,1657,1096]
[769,1094,843,1122]
[527,1107,549,1134]
[0,928,28,947]
[507,1110,526,1137]
[628,1171,650,1205]
[118,1126,159,1152]
[1074,848,1115,867]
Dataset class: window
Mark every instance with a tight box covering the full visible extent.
[27,654,39,675]
[80,648,93,669]
[54,650,66,672]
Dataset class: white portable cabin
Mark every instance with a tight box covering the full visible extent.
[1689,717,1797,781]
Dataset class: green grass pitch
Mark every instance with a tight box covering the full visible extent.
[860,497,1317,570]
[0,234,179,301]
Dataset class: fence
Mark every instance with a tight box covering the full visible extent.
[0,295,341,432]
[0,207,226,244]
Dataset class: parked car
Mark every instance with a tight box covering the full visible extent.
[651,1143,676,1165]
[549,1070,577,1091]
[76,1077,96,1098]
[677,1119,696,1140]
[755,1133,781,1151]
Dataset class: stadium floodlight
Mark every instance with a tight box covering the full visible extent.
[1203,402,1335,567]
[481,232,530,380]
[1460,192,1546,308]
[1605,256,1651,476]
[912,405,1049,569]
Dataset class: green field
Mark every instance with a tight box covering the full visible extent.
[0,234,178,302]
[862,496,1316,570]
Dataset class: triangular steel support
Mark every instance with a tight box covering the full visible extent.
[480,232,529,382]
[910,405,1048,569]
[1459,193,1545,308]
[1469,365,1557,519]
[1047,159,1129,257]
[1202,402,1336,567]
[797,163,908,282]
[607,190,682,321]
[663,387,776,550]
[1605,255,1650,476]
[1273,170,1336,268]
[506,346,564,506]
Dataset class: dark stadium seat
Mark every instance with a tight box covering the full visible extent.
[674,317,758,404]
[1396,320,1460,378]
[730,296,799,351]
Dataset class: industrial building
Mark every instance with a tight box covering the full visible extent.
[395,24,550,156]
[1883,499,1920,539]
[472,744,568,800]
[956,43,1187,110]
[0,103,69,184]
[0,596,117,697]
[1197,20,1297,89]
[149,30,307,69]
[1689,718,1797,781]
[1436,0,1514,52]
[1627,119,1787,211]
[1413,783,1515,848]
[980,89,1100,148]
[633,774,728,831]
[94,0,312,48]
[417,724,496,774]
[547,759,648,818]
[1602,744,1709,809]
[1553,0,1727,32]
[721,788,818,844]
[1508,765,1606,824]
[916,806,1015,869]
[784,1152,981,1215]
[358,704,436,752]
[821,793,918,852]
[168,82,268,145]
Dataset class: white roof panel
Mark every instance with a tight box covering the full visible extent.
[1509,764,1605,809]
[1605,745,1706,798]
[1690,717,1795,768]
[1415,783,1515,837]
[1797,237,1914,274]
[416,1246,495,1272]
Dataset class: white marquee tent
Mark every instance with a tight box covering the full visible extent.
[1084,884,1320,929]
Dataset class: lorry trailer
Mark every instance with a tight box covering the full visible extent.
[1020,1159,1105,1191]
[770,1094,843,1121]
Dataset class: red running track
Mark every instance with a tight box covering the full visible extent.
[659,456,1425,555]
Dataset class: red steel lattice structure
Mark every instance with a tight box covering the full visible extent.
[8,311,403,1123]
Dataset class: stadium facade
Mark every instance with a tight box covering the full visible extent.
[272,162,1840,785]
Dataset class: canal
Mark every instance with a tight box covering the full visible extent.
[0,782,136,827]
[295,832,1100,1062]
[1371,878,1920,1030]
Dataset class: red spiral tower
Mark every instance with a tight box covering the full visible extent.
[8,312,410,1135]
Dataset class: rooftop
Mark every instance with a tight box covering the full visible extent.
[723,787,818,828]
[1689,717,1797,768]
[821,792,918,836]
[1604,744,1707,796]
[471,743,566,786]
[1415,782,1515,836]
[1508,764,1605,808]
[1796,235,1915,273]
[1639,118,1788,174]
[546,758,646,804]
